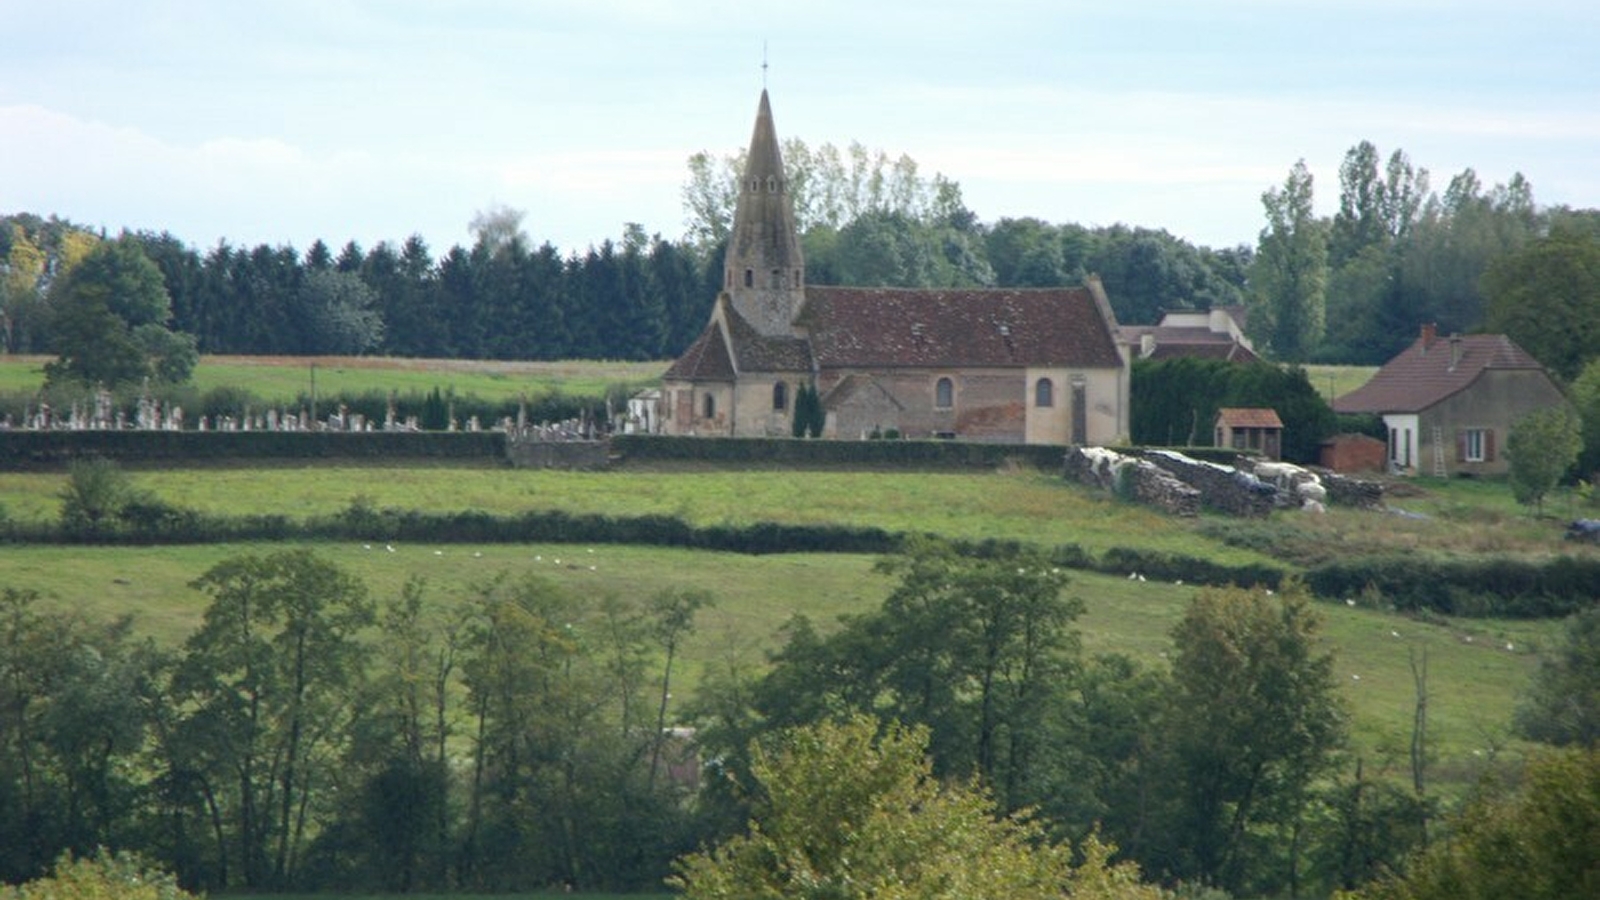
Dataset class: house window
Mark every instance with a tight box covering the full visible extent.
[1460,428,1493,462]
[767,176,777,192]
[1034,378,1054,407]
[773,381,788,411]
[744,269,753,288]
[703,393,716,419]
[935,377,954,409]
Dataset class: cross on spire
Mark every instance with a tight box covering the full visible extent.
[762,42,768,88]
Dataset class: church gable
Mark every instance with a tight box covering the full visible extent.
[662,321,735,382]
[798,286,1124,371]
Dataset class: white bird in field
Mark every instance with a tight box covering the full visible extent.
[385,544,395,553]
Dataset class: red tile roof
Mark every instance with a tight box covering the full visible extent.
[1332,333,1548,414]
[796,286,1123,369]
[723,305,814,372]
[1217,407,1283,428]
[662,321,735,381]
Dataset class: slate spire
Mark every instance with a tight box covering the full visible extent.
[724,89,806,336]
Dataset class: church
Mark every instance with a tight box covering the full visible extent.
[660,90,1130,445]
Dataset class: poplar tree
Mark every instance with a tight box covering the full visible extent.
[1249,161,1329,362]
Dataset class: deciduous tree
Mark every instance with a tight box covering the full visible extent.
[670,715,1167,900]
[1505,405,1582,513]
[1249,161,1328,362]
[1483,220,1600,382]
[1159,584,1346,894]
[1514,606,1600,748]
[1341,749,1599,900]
[43,236,197,388]
[165,550,374,890]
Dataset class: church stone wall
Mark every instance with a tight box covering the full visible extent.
[661,383,734,437]
[813,366,1127,444]
[731,375,799,437]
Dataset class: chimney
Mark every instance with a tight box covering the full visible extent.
[1449,334,1463,369]
[1140,332,1156,358]
[1419,322,1437,350]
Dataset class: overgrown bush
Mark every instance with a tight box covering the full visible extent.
[0,851,198,900]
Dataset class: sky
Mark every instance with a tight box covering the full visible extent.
[3,0,1598,258]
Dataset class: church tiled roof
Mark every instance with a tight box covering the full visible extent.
[662,321,735,381]
[723,304,813,372]
[796,286,1123,369]
[1332,332,1548,414]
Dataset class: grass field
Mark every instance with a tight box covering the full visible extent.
[0,465,1271,561]
[0,537,1553,784]
[0,354,667,403]
[0,463,1572,787]
[0,354,1584,799]
[1304,363,1378,401]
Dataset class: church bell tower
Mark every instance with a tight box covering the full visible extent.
[724,89,806,336]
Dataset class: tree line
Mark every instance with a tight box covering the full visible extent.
[1248,144,1600,372]
[5,137,1595,388]
[4,534,1593,897]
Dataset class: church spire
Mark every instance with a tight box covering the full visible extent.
[724,89,806,336]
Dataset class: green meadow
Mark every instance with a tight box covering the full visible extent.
[0,354,666,403]
[0,465,1569,786]
[0,354,1585,796]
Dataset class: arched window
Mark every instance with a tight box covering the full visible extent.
[767,176,777,192]
[935,377,954,409]
[744,269,754,288]
[770,269,782,288]
[794,268,804,288]
[703,393,716,419]
[1035,378,1054,407]
[773,381,788,411]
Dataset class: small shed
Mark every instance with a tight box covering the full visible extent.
[1319,433,1386,473]
[1215,407,1283,460]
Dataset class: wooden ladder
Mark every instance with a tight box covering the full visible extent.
[1431,426,1446,477]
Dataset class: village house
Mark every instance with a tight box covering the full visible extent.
[1332,324,1569,476]
[1117,306,1259,364]
[660,90,1130,445]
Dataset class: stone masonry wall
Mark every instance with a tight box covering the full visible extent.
[1064,447,1201,517]
[1138,449,1277,517]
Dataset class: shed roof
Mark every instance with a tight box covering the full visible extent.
[1217,407,1283,429]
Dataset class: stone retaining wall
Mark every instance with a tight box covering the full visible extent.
[1064,447,1202,517]
[1137,449,1278,517]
